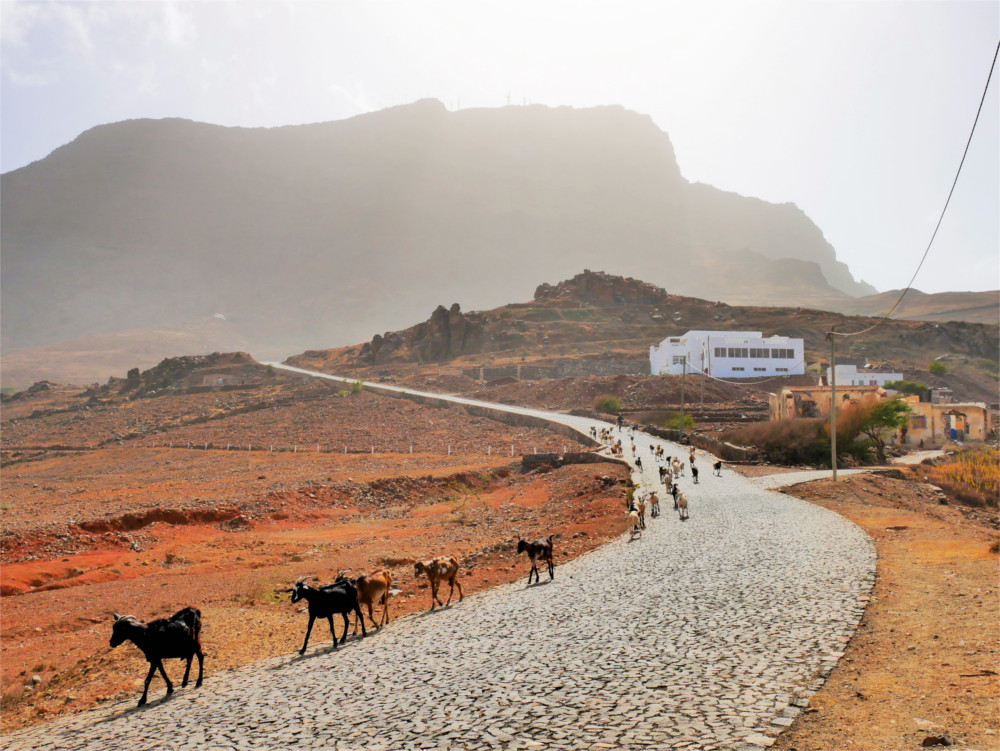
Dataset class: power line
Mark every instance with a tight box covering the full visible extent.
[662,358,810,388]
[831,37,999,340]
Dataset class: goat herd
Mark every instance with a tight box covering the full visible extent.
[107,424,717,708]
[591,425,721,540]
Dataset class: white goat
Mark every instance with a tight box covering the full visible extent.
[677,492,689,521]
[626,509,642,539]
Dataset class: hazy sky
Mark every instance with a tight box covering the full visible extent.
[2,0,997,295]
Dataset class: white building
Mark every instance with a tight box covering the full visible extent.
[827,364,903,387]
[650,330,805,378]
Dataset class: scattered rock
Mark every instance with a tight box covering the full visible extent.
[921,735,952,747]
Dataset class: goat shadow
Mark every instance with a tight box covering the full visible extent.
[525,578,554,588]
[416,603,460,619]
[93,689,178,725]
[271,635,364,670]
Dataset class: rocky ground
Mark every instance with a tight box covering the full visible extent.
[2,379,584,456]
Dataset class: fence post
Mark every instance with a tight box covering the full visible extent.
[316,444,320,453]
[487,445,491,456]
[293,445,297,453]
[447,445,451,455]
[510,444,514,457]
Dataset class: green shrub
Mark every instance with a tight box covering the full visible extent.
[929,361,947,376]
[661,412,695,431]
[723,411,872,467]
[594,395,622,414]
[883,379,929,399]
[350,380,364,394]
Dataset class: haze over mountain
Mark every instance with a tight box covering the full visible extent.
[2,99,896,384]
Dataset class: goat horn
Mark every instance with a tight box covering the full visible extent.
[112,612,121,621]
[294,575,313,585]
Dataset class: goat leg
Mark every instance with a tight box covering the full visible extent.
[195,649,204,688]
[139,662,156,707]
[158,660,173,696]
[328,615,340,647]
[380,591,390,627]
[182,655,193,687]
[548,559,555,580]
[300,614,316,655]
[354,605,367,639]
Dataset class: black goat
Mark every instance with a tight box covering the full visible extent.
[517,536,555,584]
[110,607,204,707]
[288,575,365,654]
[672,483,680,510]
[713,460,723,476]
[692,465,699,484]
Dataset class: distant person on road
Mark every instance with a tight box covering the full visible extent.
[617,412,624,430]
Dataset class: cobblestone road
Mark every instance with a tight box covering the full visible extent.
[2,367,876,751]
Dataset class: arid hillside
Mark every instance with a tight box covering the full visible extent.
[289,271,1000,405]
[834,288,999,326]
[1,359,627,731]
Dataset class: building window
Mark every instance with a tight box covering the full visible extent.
[776,367,788,372]
[771,348,794,359]
[727,347,749,358]
[750,348,769,358]
[732,366,745,371]
[672,356,686,365]
[754,367,766,372]
[714,347,726,358]
[911,416,927,428]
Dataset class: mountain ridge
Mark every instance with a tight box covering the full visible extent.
[0,98,935,386]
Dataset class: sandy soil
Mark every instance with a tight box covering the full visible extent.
[772,473,999,751]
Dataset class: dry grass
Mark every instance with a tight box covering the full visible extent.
[919,446,999,509]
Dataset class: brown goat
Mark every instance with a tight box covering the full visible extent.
[414,556,463,610]
[337,569,393,633]
[517,536,554,584]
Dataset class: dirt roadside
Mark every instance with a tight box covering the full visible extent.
[772,473,999,751]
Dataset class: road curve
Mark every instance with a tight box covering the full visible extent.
[2,364,875,751]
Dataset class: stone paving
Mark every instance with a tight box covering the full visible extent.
[2,368,877,751]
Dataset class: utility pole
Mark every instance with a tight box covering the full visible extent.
[827,330,838,482]
[679,356,687,441]
[699,343,705,408]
